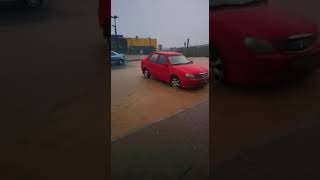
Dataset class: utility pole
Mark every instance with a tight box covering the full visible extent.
[111,15,119,50]
[187,38,189,48]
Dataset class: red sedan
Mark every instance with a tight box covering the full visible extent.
[141,52,209,88]
[210,0,320,84]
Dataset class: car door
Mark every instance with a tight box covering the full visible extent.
[147,53,159,78]
[155,55,170,82]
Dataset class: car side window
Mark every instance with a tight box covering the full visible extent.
[157,55,166,64]
[149,54,159,63]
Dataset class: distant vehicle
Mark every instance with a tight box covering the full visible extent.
[210,0,320,84]
[99,0,110,39]
[111,51,126,65]
[141,52,209,88]
[0,0,43,8]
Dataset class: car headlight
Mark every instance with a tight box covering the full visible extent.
[244,37,274,53]
[185,73,195,79]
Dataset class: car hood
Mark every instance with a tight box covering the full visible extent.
[171,64,208,74]
[211,5,317,40]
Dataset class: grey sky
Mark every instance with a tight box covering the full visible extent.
[111,0,209,48]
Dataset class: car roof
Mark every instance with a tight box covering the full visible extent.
[155,51,182,56]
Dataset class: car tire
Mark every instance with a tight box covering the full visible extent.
[22,0,43,8]
[170,76,181,88]
[143,68,150,78]
[211,47,226,83]
[118,59,125,65]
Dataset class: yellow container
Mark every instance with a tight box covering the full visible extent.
[126,38,157,49]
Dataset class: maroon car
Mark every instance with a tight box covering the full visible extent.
[210,0,320,84]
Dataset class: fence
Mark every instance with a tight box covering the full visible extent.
[168,44,209,57]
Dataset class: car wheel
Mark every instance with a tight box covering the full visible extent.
[143,69,150,78]
[170,76,181,88]
[23,0,43,8]
[118,59,125,65]
[211,48,225,82]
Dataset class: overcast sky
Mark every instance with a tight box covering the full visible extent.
[111,0,209,48]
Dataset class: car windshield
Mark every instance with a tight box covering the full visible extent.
[168,55,192,65]
[210,0,264,8]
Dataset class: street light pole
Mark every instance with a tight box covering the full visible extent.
[111,15,119,50]
[187,38,189,48]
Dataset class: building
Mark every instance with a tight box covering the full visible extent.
[126,36,157,54]
[111,35,128,53]
[111,35,157,54]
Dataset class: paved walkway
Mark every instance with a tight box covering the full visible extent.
[212,120,320,179]
[112,99,209,180]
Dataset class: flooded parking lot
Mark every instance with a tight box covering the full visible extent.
[111,58,209,140]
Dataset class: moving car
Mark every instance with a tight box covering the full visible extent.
[141,52,209,88]
[111,51,126,65]
[0,0,43,8]
[210,0,320,84]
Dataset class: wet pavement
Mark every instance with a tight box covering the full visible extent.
[213,68,320,166]
[125,54,147,61]
[111,57,209,140]
[213,120,320,179]
[112,100,209,180]
[0,1,108,179]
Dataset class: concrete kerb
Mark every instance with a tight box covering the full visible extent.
[125,56,209,62]
[126,59,141,62]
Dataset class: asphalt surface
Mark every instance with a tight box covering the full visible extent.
[212,0,320,178]
[0,1,108,179]
[212,120,320,179]
[112,100,209,180]
[111,58,209,140]
[212,71,320,165]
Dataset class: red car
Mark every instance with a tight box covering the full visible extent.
[210,0,320,84]
[141,52,209,88]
